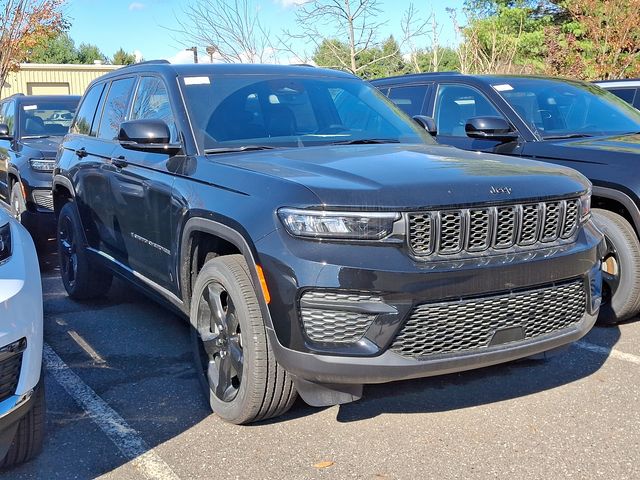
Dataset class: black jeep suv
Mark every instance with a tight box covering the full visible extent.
[54,63,603,424]
[373,73,640,324]
[0,94,80,241]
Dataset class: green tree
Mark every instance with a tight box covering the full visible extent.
[112,48,136,65]
[358,37,409,79]
[28,32,77,63]
[77,43,107,64]
[415,47,460,73]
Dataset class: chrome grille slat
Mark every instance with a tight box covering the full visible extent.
[390,280,586,358]
[32,190,54,211]
[408,197,581,257]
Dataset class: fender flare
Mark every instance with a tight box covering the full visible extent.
[52,174,76,198]
[592,186,640,234]
[179,216,275,330]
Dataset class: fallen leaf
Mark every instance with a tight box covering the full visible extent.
[314,461,335,469]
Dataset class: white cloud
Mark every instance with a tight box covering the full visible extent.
[128,2,145,11]
[276,0,308,7]
[133,50,144,63]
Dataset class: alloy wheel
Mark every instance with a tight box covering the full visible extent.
[58,215,78,288]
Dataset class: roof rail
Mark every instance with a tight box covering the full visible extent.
[117,59,171,69]
[289,63,316,68]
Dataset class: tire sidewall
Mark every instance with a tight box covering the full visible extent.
[190,257,263,423]
[10,183,25,222]
[57,202,87,296]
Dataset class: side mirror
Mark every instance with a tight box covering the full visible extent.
[118,119,181,154]
[0,123,12,140]
[465,116,518,142]
[412,115,437,135]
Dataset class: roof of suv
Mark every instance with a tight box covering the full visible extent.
[95,62,355,82]
[371,72,590,87]
[3,94,81,104]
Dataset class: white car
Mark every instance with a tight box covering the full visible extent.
[0,209,44,468]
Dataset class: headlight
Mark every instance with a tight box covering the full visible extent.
[580,190,591,222]
[0,222,11,264]
[29,158,55,172]
[278,208,400,240]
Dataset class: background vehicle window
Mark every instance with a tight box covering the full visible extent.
[1,101,15,133]
[608,88,636,104]
[435,84,504,136]
[97,77,136,140]
[387,85,429,117]
[72,83,105,136]
[131,77,178,142]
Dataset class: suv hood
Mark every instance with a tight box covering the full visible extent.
[19,136,62,158]
[212,143,589,208]
[528,133,640,165]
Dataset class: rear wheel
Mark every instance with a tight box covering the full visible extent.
[592,208,640,324]
[0,384,45,469]
[190,254,296,424]
[57,202,112,300]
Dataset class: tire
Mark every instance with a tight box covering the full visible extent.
[9,182,25,224]
[57,201,113,300]
[592,208,640,324]
[190,254,297,424]
[0,383,45,469]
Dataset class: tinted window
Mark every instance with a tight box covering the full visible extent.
[131,77,178,141]
[180,75,434,151]
[72,83,105,135]
[493,79,640,138]
[97,77,136,140]
[18,100,79,138]
[387,85,429,116]
[608,88,636,104]
[435,84,504,137]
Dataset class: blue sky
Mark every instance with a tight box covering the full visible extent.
[66,0,463,63]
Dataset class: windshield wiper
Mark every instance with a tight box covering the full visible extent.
[21,134,53,139]
[204,145,278,155]
[542,133,593,140]
[329,138,401,145]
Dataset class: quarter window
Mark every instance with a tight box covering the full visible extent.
[131,77,178,142]
[72,83,105,136]
[435,84,504,137]
[97,77,136,140]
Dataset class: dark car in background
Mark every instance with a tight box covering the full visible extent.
[0,94,80,242]
[595,79,640,108]
[53,62,603,424]
[373,73,640,324]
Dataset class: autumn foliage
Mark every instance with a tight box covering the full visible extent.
[0,0,66,95]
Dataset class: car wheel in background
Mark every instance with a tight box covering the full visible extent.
[190,254,297,424]
[57,202,113,300]
[592,208,640,324]
[9,183,25,224]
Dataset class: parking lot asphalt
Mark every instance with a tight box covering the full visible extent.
[2,247,639,480]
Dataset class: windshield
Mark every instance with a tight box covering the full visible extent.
[491,78,640,139]
[180,74,434,152]
[18,100,79,138]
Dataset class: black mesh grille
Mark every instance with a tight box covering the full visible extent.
[33,190,54,211]
[0,352,23,403]
[300,291,380,343]
[408,198,581,257]
[390,280,586,359]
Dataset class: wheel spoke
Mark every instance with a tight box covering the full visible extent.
[225,297,238,332]
[228,336,243,381]
[204,283,227,330]
[215,355,234,401]
[199,329,223,356]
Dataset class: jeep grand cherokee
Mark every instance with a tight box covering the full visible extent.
[53,62,604,424]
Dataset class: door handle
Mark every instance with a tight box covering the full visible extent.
[76,147,87,158]
[111,156,128,168]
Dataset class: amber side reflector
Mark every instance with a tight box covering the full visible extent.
[256,265,271,304]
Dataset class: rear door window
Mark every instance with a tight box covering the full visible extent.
[97,77,136,140]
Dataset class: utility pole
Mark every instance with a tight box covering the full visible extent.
[186,46,198,63]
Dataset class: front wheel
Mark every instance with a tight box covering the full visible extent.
[9,182,25,224]
[592,209,640,324]
[57,202,113,300]
[190,254,296,424]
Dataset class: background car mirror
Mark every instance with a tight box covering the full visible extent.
[118,119,181,155]
[412,115,437,135]
[465,116,518,142]
[0,123,13,140]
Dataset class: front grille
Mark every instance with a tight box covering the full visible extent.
[390,280,586,359]
[0,352,23,403]
[408,198,581,257]
[32,190,54,211]
[300,291,381,343]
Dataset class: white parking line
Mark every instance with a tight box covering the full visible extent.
[575,340,640,365]
[43,343,181,480]
[67,330,107,365]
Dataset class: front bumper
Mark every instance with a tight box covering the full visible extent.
[256,219,604,389]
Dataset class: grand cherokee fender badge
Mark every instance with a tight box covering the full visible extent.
[489,186,512,195]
